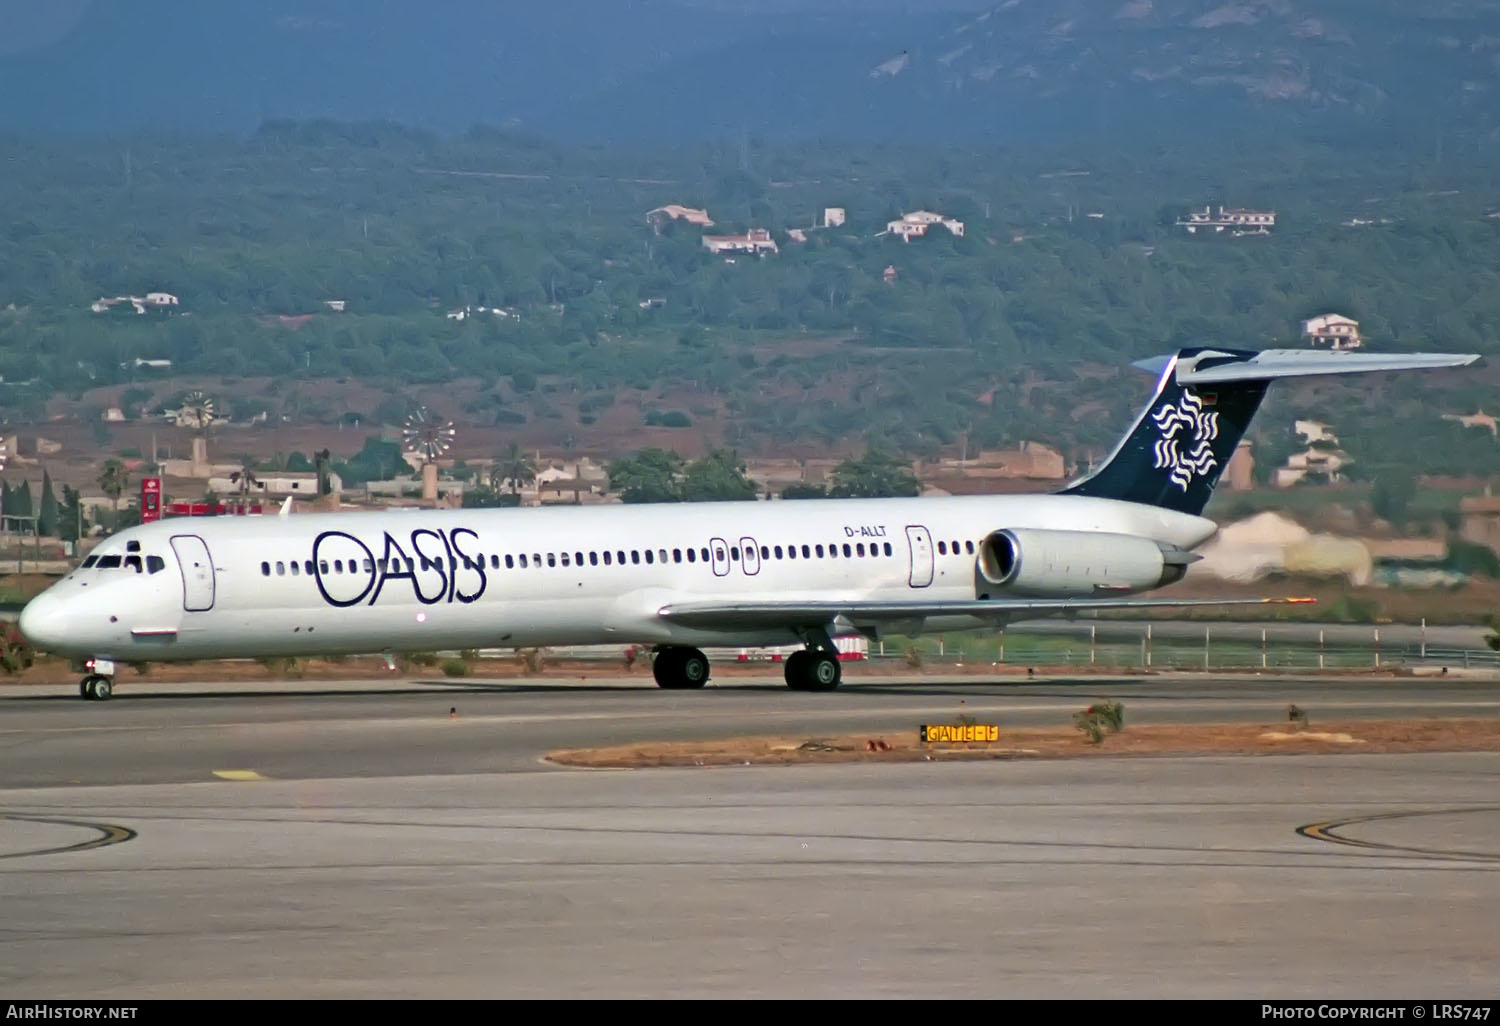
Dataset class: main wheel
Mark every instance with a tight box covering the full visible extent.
[804,652,841,692]
[784,651,811,690]
[653,647,710,689]
[652,648,682,687]
[93,677,113,701]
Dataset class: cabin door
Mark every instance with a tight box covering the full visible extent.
[170,534,216,612]
[905,525,934,589]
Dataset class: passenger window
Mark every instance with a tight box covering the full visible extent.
[533,553,542,568]
[505,555,514,569]
[560,553,570,567]
[715,547,725,562]
[146,555,165,574]
[856,543,865,557]
[801,545,810,558]
[700,547,710,562]
[577,552,585,566]
[644,550,654,564]
[815,545,824,558]
[618,550,627,565]
[276,561,285,576]
[658,549,667,564]
[951,540,960,554]
[773,545,782,559]
[631,550,640,565]
[519,554,528,568]
[589,552,598,566]
[603,551,612,566]
[490,555,499,569]
[884,542,893,556]
[685,549,694,563]
[291,562,300,576]
[672,549,682,563]
[937,541,947,555]
[965,540,975,554]
[306,560,315,574]
[828,545,838,559]
[548,553,557,567]
[260,561,270,576]
[843,543,852,557]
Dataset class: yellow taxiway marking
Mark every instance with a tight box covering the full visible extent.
[212,770,267,781]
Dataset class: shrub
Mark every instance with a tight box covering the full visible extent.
[440,658,470,677]
[517,647,545,674]
[1073,700,1124,744]
[408,651,440,667]
[904,644,923,668]
[459,648,479,662]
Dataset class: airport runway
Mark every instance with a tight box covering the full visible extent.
[2,673,1499,998]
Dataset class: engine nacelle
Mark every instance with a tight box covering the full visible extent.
[975,528,1196,598]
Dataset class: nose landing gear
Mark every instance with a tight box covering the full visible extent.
[78,658,116,701]
[80,674,113,701]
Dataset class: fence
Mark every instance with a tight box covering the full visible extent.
[869,624,1500,671]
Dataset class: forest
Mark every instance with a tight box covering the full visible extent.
[1,120,1499,481]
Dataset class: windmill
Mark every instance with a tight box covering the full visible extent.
[177,390,217,471]
[402,406,455,502]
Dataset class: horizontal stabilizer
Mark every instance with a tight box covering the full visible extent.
[658,595,1315,632]
[1133,347,1479,385]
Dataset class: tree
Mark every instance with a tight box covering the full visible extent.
[828,451,920,498]
[608,448,686,503]
[681,449,758,501]
[1370,471,1415,525]
[489,442,538,496]
[781,481,828,499]
[58,485,84,543]
[98,459,129,522]
[38,471,58,537]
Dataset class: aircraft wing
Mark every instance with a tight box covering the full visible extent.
[656,596,1313,631]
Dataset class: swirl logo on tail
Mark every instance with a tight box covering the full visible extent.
[1150,390,1220,490]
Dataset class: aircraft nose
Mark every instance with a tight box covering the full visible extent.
[17,593,67,654]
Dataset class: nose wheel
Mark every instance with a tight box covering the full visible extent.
[79,675,113,701]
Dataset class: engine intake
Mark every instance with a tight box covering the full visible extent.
[976,528,1197,598]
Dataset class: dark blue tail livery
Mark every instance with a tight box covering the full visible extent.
[1060,348,1267,516]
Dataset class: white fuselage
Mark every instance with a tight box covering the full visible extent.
[18,493,1216,663]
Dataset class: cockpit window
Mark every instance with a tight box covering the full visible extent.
[96,555,122,569]
[146,555,165,574]
[81,556,99,568]
[124,555,143,573]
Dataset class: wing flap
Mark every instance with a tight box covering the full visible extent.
[657,596,1314,631]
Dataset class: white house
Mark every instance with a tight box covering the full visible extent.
[885,210,965,241]
[823,207,846,228]
[702,228,779,255]
[1177,206,1276,235]
[1302,313,1362,350]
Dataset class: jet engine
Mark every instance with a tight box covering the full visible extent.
[975,528,1197,599]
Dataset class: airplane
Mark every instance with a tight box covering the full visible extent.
[18,345,1478,700]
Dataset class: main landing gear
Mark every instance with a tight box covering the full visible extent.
[652,646,711,689]
[79,674,113,701]
[784,628,842,692]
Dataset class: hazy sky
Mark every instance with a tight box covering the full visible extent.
[0,0,90,56]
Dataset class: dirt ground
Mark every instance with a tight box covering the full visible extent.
[545,719,1500,768]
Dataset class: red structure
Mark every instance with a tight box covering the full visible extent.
[140,478,162,523]
[164,501,262,517]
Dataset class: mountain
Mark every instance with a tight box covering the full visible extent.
[2,1,1499,144]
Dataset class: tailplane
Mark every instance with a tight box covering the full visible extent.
[1060,346,1479,516]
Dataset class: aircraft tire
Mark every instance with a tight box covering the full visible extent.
[653,647,709,689]
[784,651,811,690]
[803,652,841,692]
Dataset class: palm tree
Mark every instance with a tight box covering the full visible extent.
[229,466,260,496]
[489,442,538,497]
[97,459,129,528]
[313,448,332,495]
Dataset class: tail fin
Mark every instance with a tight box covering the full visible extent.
[1060,346,1479,516]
